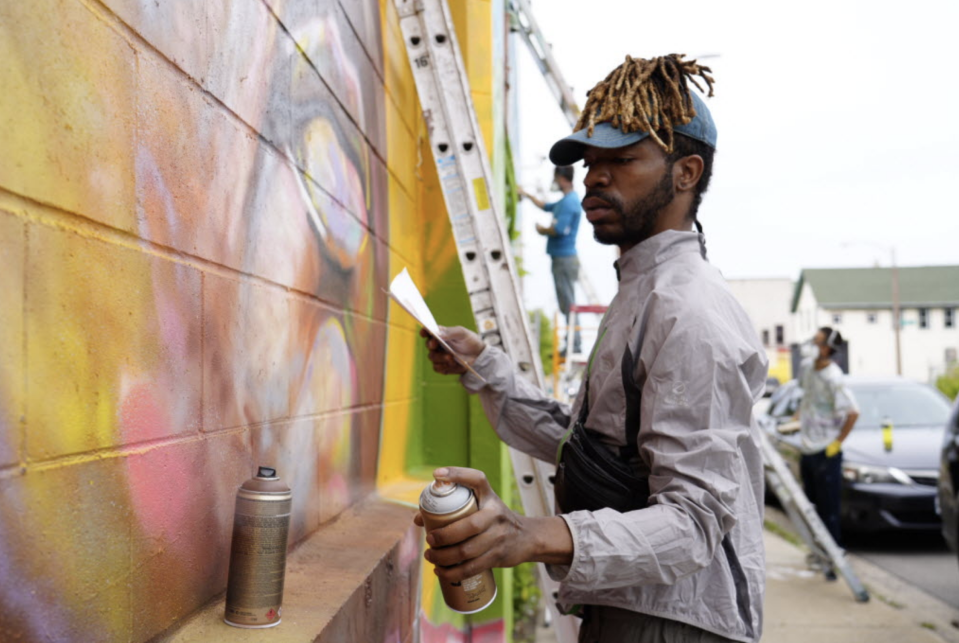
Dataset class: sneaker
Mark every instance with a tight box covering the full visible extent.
[824,566,837,582]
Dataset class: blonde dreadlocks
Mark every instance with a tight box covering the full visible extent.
[575,54,715,153]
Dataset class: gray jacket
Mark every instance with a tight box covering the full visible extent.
[461,231,768,642]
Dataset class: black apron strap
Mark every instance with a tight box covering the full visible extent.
[621,342,642,458]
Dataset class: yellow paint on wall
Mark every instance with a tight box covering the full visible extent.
[0,0,137,234]
[450,0,495,155]
[378,0,503,631]
[379,0,425,498]
[381,0,421,137]
[0,212,24,467]
[377,0,499,492]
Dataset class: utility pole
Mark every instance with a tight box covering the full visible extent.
[891,248,902,376]
[843,241,902,376]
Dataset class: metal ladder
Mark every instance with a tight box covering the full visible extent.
[760,430,870,602]
[393,0,578,640]
[507,0,601,310]
[507,0,580,129]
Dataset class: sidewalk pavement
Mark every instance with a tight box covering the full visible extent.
[764,528,957,642]
[536,528,959,642]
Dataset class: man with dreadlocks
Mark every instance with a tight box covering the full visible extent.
[417,54,767,643]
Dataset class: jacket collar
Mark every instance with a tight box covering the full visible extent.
[614,230,706,282]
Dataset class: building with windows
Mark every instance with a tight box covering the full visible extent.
[726,278,795,384]
[791,266,959,381]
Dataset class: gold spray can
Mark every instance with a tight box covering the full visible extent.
[419,479,497,614]
[224,466,292,628]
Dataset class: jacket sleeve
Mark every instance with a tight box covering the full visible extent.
[461,345,573,464]
[548,322,766,589]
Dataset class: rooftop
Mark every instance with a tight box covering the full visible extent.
[790,265,959,312]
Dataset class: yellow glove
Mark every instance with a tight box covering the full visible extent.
[825,440,842,458]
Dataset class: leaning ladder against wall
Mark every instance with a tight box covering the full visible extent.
[393,0,578,641]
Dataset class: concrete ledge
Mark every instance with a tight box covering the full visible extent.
[165,497,421,643]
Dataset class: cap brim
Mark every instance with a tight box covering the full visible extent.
[548,123,649,165]
[548,92,717,165]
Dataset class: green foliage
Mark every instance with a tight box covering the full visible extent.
[937,365,959,400]
[514,254,529,278]
[504,135,519,241]
[529,309,555,376]
[508,473,543,643]
[512,562,542,643]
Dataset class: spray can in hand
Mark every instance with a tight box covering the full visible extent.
[419,478,497,614]
[224,466,292,628]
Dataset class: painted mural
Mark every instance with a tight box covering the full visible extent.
[0,0,510,641]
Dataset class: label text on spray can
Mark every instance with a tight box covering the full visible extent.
[225,467,292,629]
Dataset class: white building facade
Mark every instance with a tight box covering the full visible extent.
[726,278,795,383]
[792,266,959,382]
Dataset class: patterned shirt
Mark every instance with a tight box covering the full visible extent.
[798,358,859,454]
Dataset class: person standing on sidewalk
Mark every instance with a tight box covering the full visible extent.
[418,54,767,643]
[796,327,860,570]
[519,166,582,353]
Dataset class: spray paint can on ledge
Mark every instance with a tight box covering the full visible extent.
[419,479,497,614]
[224,466,292,628]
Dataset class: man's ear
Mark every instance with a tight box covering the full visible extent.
[674,155,705,192]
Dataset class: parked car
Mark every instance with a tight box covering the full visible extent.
[938,398,959,561]
[760,376,952,534]
[763,376,781,398]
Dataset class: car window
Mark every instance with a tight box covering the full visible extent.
[848,384,952,428]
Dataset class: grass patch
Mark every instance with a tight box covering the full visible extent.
[764,519,804,548]
[921,622,937,631]
[865,584,905,610]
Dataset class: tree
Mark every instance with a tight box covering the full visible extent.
[936,365,959,400]
[529,309,554,376]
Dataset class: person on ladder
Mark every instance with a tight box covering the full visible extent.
[519,166,583,355]
[418,54,767,642]
[795,327,860,580]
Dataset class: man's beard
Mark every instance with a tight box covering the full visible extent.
[586,169,675,247]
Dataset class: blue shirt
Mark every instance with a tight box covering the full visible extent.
[544,191,581,257]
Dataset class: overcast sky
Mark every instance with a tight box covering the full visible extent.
[514,0,959,314]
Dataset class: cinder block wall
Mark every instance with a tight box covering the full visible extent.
[0,0,492,640]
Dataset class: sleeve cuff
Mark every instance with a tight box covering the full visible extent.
[459,345,497,393]
[545,512,582,583]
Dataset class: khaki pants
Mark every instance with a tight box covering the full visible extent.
[579,605,738,643]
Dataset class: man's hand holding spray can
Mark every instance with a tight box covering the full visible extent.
[418,471,498,613]
[416,328,576,614]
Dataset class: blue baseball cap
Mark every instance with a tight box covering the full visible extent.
[549,90,717,166]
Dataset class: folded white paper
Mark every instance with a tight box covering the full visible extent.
[388,268,487,383]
